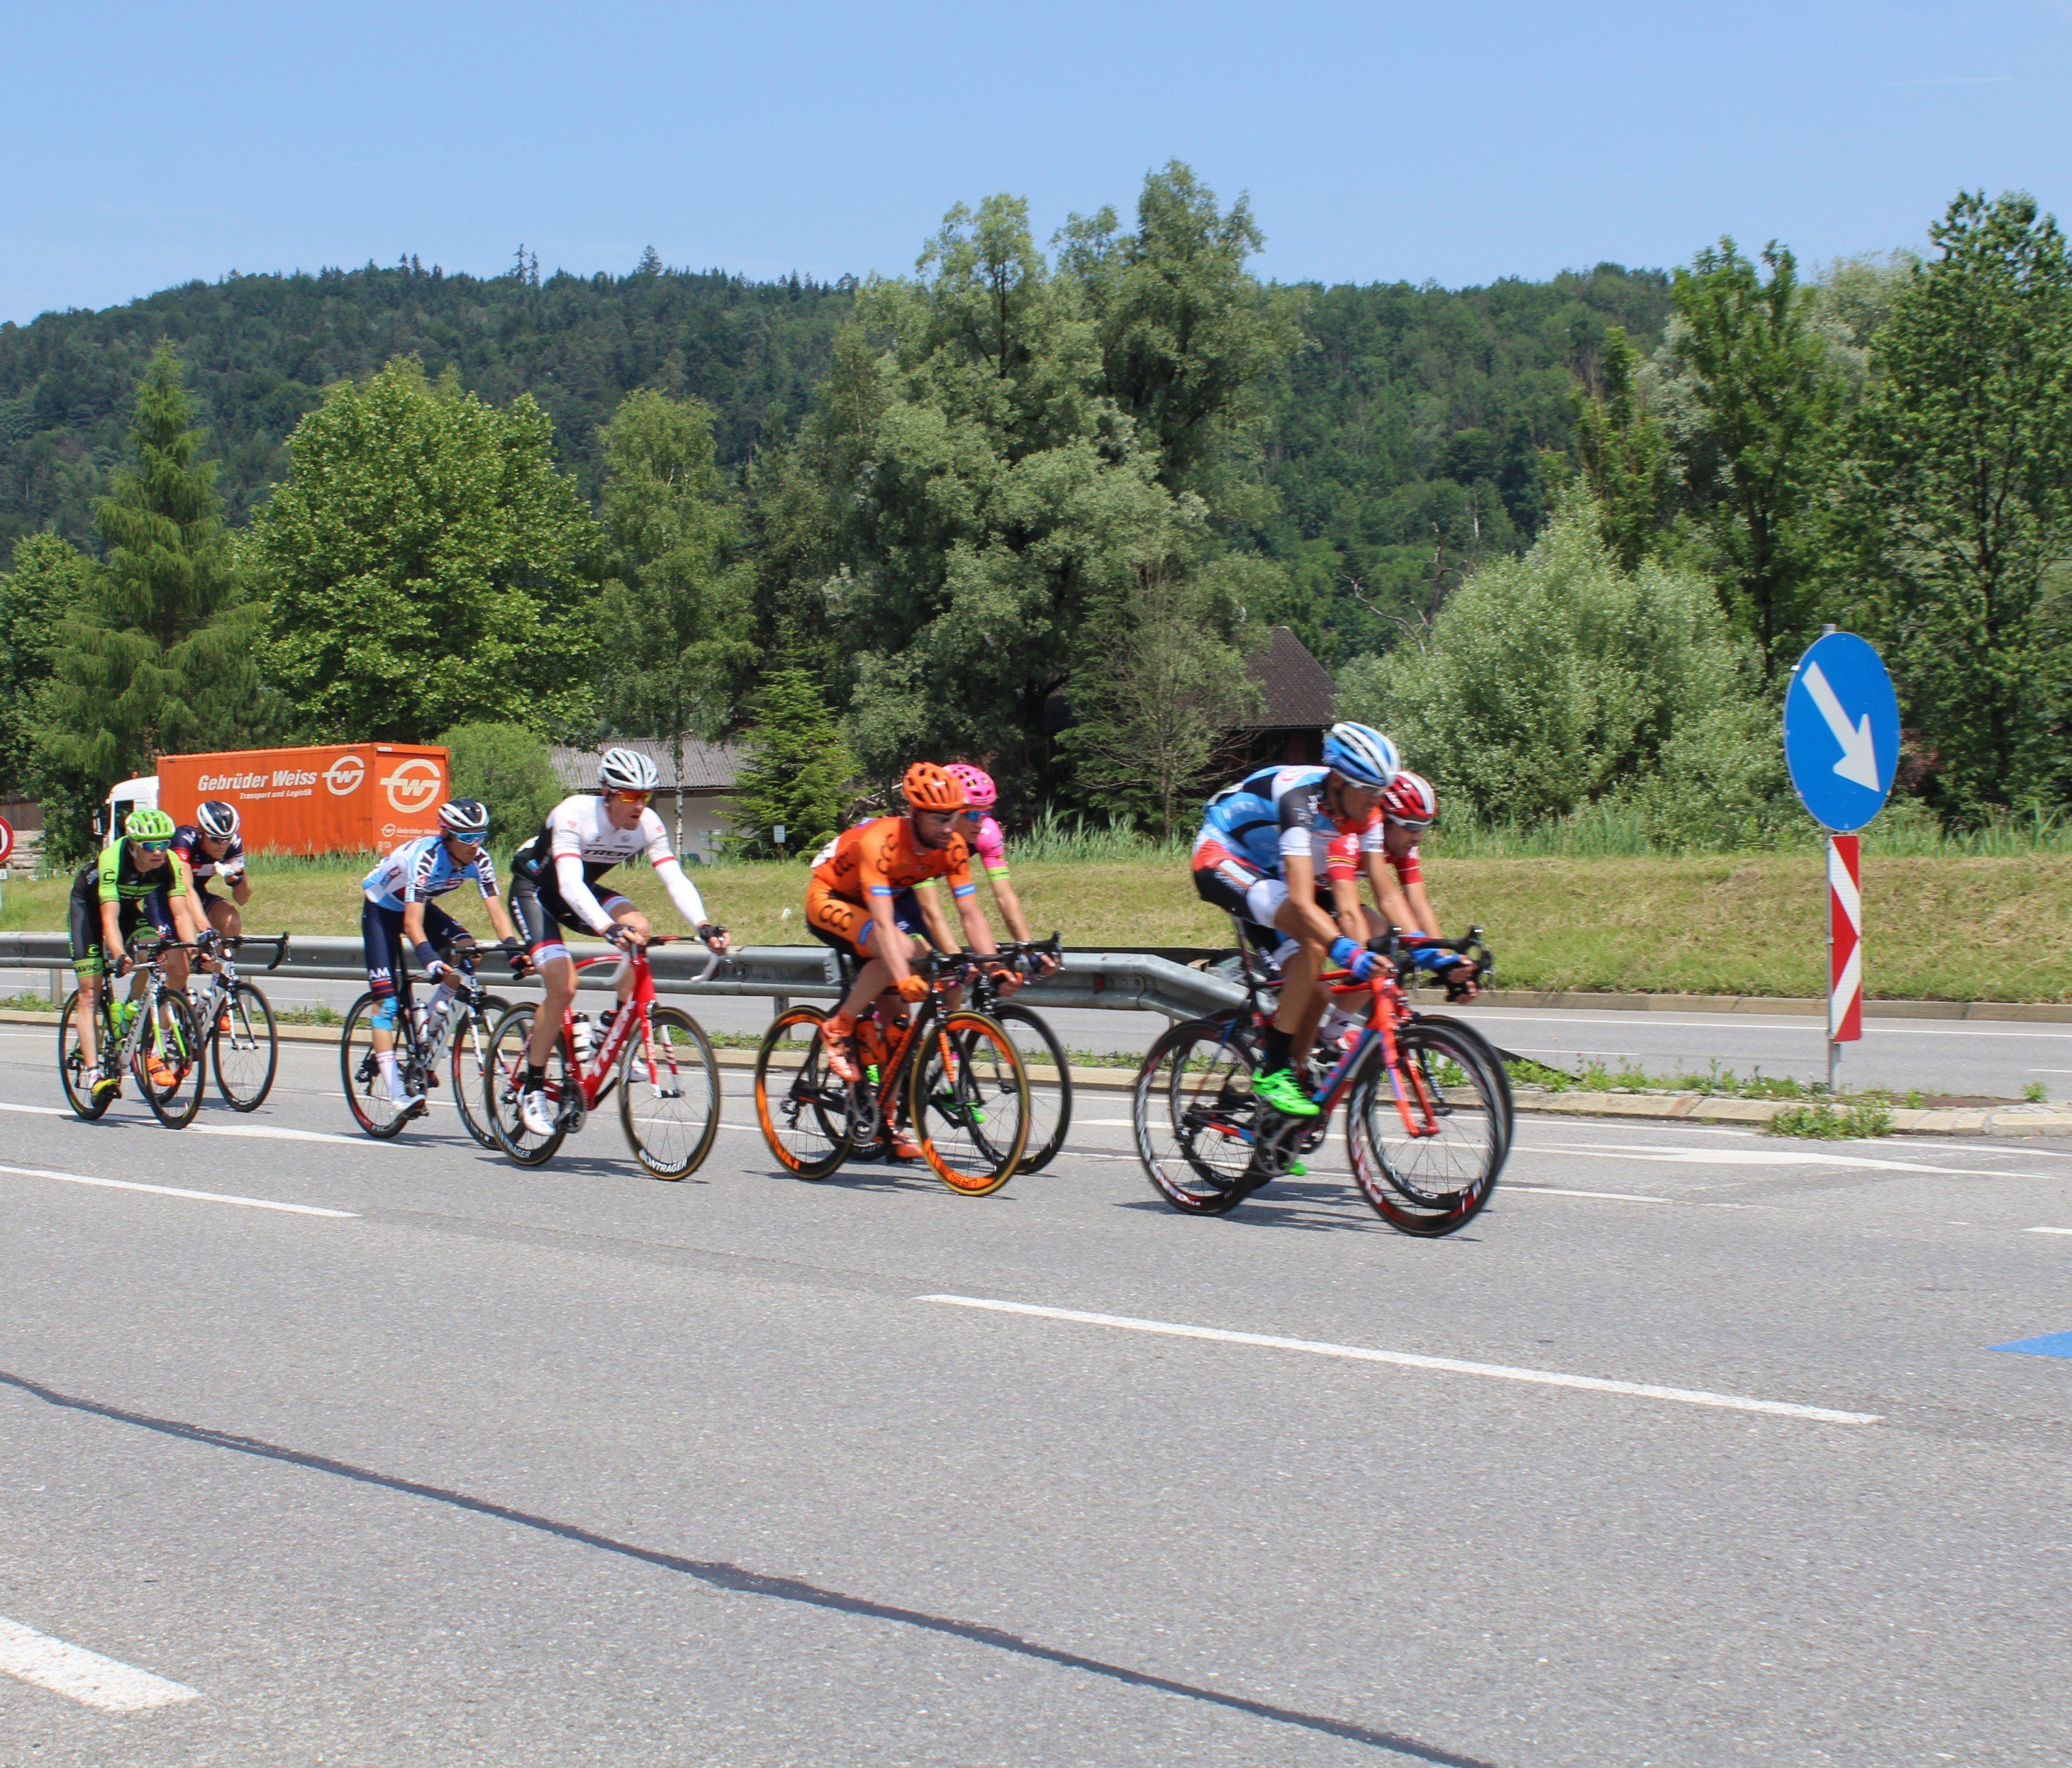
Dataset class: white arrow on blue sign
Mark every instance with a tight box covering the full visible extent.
[1783,631,1900,833]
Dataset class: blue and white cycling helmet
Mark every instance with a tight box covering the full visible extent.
[1323,721,1399,789]
[438,799,491,837]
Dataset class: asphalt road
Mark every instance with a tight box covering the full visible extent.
[3,1025,2072,1764]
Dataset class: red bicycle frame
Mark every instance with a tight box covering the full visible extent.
[553,937,672,1109]
[1302,967,1444,1139]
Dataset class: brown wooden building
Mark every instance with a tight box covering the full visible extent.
[1220,625,1338,774]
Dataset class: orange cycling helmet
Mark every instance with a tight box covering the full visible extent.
[902,762,967,813]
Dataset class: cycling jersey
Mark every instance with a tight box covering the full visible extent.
[813,815,974,903]
[510,793,706,937]
[95,838,191,907]
[1322,826,1421,885]
[967,813,1008,879]
[68,854,180,978]
[171,824,245,886]
[1195,765,1381,879]
[363,835,500,912]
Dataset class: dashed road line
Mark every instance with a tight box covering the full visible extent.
[0,1615,200,1712]
[0,1162,356,1218]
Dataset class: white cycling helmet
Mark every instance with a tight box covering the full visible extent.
[439,799,492,836]
[598,746,659,792]
[1323,721,1399,789]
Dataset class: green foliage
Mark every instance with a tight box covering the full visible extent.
[254,357,602,742]
[0,531,94,798]
[730,668,855,856]
[437,721,561,853]
[1571,326,1672,570]
[1340,503,1774,832]
[1840,191,2072,821]
[595,387,752,754]
[35,345,273,862]
[1766,1099,1895,1139]
[1664,241,1841,673]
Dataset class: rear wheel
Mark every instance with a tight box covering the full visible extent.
[211,980,278,1111]
[484,1004,570,1166]
[449,996,508,1149]
[1131,1017,1259,1216]
[340,993,412,1138]
[753,1007,855,1179]
[1347,1021,1506,1236]
[58,989,115,1122]
[140,992,206,1130]
[910,1010,1028,1196]
[620,1006,721,1180]
[989,1003,1072,1173]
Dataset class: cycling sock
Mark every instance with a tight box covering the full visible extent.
[376,1052,407,1103]
[1261,1027,1293,1074]
[524,1063,545,1087]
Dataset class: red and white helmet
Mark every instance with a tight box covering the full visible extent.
[944,763,997,809]
[1380,769,1437,829]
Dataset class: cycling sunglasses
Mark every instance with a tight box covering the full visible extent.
[135,839,172,852]
[605,788,654,805]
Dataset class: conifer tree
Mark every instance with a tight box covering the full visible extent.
[732,668,855,856]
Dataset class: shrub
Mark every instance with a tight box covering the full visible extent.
[438,721,562,853]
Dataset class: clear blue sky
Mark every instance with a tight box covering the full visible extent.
[5,0,2067,324]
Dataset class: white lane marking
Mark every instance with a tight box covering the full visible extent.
[2025,1227,2072,1236]
[0,1100,67,1115]
[1503,1183,1674,1203]
[0,1615,200,1712]
[0,1100,359,1146]
[0,1163,356,1218]
[920,1296,1882,1425]
[1527,1140,2032,1178]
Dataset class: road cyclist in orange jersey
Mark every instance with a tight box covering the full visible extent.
[805,762,1022,1157]
[1189,721,1402,1118]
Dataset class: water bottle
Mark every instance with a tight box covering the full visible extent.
[422,982,455,1044]
[1320,1001,1360,1058]
[570,1013,598,1068]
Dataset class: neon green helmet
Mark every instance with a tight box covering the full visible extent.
[125,807,176,840]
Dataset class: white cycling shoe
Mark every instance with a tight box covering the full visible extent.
[519,1085,559,1137]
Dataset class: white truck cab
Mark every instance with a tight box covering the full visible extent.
[105,775,159,839]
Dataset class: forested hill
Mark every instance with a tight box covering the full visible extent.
[0,256,1673,658]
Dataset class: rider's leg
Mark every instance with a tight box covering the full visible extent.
[76,972,100,1071]
[207,893,242,940]
[607,900,646,1014]
[528,952,578,1067]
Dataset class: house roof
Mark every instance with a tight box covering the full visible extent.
[550,738,747,793]
[1238,626,1336,731]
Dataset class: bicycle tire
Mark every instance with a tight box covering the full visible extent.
[58,990,117,1122]
[340,993,414,1138]
[211,980,279,1111]
[450,995,508,1150]
[620,1005,721,1180]
[753,1006,855,1179]
[141,992,207,1129]
[1346,1021,1505,1236]
[1131,1016,1258,1216]
[987,1002,1072,1173]
[1418,1015,1515,1155]
[484,1004,570,1166]
[909,1010,1029,1196]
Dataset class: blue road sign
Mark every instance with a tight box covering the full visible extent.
[1783,631,1899,833]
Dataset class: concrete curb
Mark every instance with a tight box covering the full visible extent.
[8,1010,2069,1139]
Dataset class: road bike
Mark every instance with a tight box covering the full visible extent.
[965,936,1071,1173]
[483,936,721,1179]
[341,938,520,1145]
[58,935,209,1129]
[753,949,1031,1195]
[1131,922,1511,1234]
[186,933,289,1112]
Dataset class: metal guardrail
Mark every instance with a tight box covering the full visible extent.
[0,933,1244,1023]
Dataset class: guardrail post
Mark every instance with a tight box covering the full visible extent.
[773,993,789,1017]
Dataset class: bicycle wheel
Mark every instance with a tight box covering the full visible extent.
[340,993,416,1138]
[210,980,278,1111]
[1131,1016,1259,1216]
[1347,1020,1505,1236]
[449,996,508,1150]
[58,990,116,1122]
[140,992,206,1129]
[908,1010,1028,1196]
[989,1003,1072,1173]
[484,1004,570,1166]
[620,1006,721,1180]
[753,1006,856,1179]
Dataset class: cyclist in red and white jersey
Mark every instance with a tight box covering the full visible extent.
[1338,769,1477,999]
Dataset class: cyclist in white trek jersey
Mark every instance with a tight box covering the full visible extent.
[507,747,730,1133]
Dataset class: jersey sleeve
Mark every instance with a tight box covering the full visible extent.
[858,822,901,898]
[168,853,192,896]
[943,833,976,899]
[472,850,500,899]
[974,815,1009,877]
[546,799,588,860]
[637,808,675,868]
[1275,777,1319,865]
[403,841,438,904]
[1324,827,1360,881]
[97,843,122,904]
[1390,844,1424,887]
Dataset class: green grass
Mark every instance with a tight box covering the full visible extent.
[1765,1100,1897,1139]
[1505,1054,1869,1102]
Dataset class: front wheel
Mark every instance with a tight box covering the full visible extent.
[988,1003,1072,1173]
[909,1010,1029,1196]
[484,1004,570,1166]
[140,992,206,1130]
[341,993,413,1139]
[753,1006,855,1179]
[449,996,510,1150]
[211,980,278,1111]
[1130,1017,1258,1216]
[620,1006,721,1180]
[1347,1021,1507,1236]
[58,990,115,1122]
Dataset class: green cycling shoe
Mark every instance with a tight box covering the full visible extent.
[1253,1067,1320,1117]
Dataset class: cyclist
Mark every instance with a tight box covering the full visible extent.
[171,799,251,944]
[912,763,1061,976]
[805,762,1020,1152]
[360,799,530,1113]
[67,807,203,1100]
[1190,721,1400,1116]
[508,747,729,1136]
[1354,768,1479,1001]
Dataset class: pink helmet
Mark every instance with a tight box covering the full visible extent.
[1380,769,1437,828]
[944,763,997,809]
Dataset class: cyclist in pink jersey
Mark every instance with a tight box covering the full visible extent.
[916,765,1060,973]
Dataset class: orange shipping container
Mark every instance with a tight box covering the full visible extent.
[157,745,451,856]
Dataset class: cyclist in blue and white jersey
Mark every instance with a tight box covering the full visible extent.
[360,799,529,1111]
[1191,721,1399,1116]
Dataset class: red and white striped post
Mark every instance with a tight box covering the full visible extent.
[1827,833,1862,1089]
